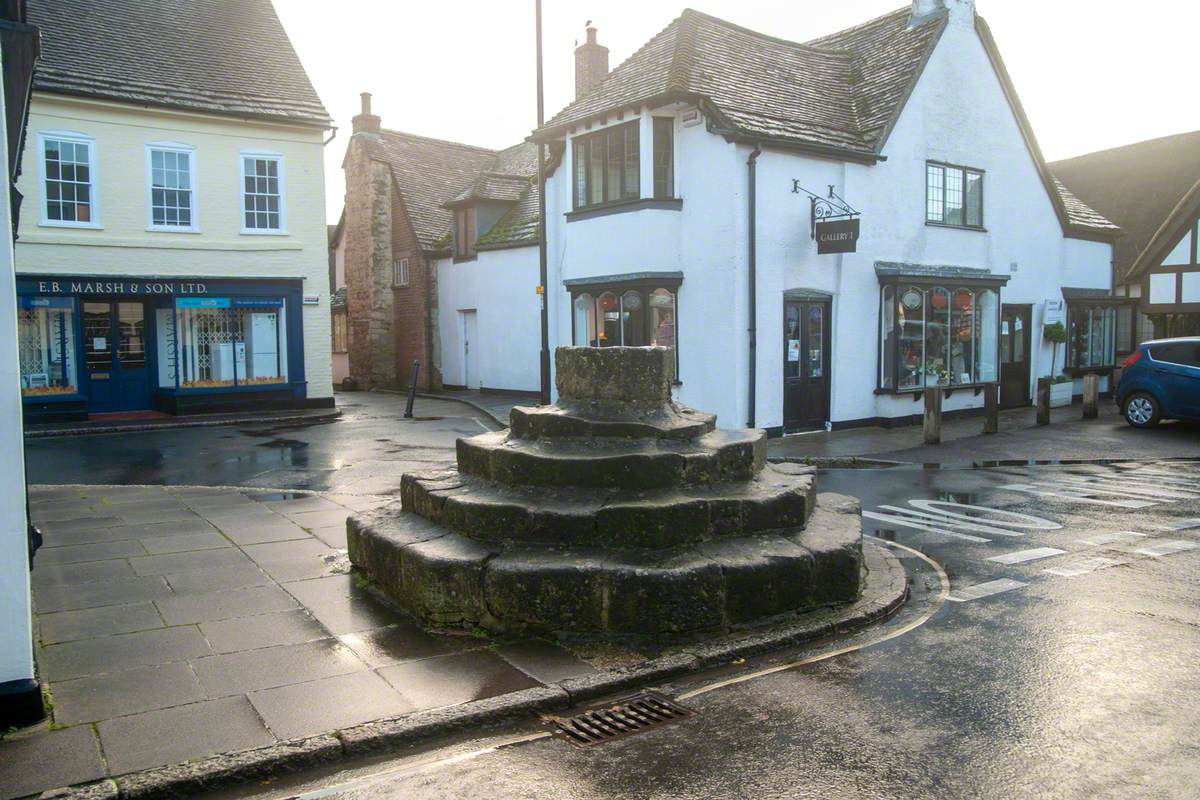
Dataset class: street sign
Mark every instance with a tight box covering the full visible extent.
[815,218,860,254]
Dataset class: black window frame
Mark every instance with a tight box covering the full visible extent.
[568,277,681,379]
[454,207,476,260]
[572,120,640,211]
[1065,299,1138,373]
[926,161,985,230]
[652,117,674,200]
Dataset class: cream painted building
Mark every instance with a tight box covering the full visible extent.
[15,0,332,421]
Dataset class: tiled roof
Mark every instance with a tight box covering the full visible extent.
[536,7,947,159]
[477,180,541,249]
[1052,178,1120,236]
[1051,130,1200,281]
[363,131,498,251]
[27,0,330,127]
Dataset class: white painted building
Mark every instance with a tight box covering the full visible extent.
[523,0,1119,432]
[15,0,332,423]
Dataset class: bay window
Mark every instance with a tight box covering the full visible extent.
[880,283,999,391]
[572,121,639,210]
[17,297,77,396]
[569,278,679,378]
[1066,301,1136,370]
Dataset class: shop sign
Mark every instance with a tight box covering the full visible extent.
[31,279,210,296]
[302,294,320,305]
[815,218,860,255]
[1044,299,1064,325]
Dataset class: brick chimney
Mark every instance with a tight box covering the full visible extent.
[352,92,381,135]
[574,27,609,100]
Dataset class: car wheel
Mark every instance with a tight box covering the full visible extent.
[1124,392,1161,428]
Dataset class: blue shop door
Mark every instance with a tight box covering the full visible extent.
[116,302,150,411]
[82,301,151,413]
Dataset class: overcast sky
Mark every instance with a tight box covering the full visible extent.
[272,0,1200,224]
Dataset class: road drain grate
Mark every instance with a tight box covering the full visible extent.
[545,692,695,746]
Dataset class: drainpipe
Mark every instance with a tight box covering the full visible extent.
[747,143,762,428]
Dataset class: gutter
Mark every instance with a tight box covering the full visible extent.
[747,142,762,428]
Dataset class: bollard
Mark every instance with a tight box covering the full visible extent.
[403,360,420,419]
[923,387,942,445]
[983,383,999,434]
[1082,373,1099,419]
[1036,377,1051,426]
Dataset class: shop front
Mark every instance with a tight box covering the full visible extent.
[16,275,308,423]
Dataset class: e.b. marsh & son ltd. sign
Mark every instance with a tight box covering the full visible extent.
[31,279,211,296]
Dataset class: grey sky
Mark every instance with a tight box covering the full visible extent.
[272,0,1200,223]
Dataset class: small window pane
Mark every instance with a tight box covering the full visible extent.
[649,288,675,349]
[965,171,983,227]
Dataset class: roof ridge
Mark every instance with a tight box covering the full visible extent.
[1049,128,1200,166]
[677,7,858,56]
[377,127,498,155]
[805,5,922,46]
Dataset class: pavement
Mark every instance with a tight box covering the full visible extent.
[211,459,1200,800]
[413,388,537,428]
[24,407,342,439]
[768,401,1200,465]
[1,483,904,800]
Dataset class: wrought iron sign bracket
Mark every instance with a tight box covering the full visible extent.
[792,181,860,240]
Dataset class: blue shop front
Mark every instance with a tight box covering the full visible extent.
[16,275,310,423]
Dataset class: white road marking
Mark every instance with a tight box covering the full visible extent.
[905,500,1061,530]
[1165,519,1200,531]
[862,510,990,543]
[1077,531,1147,546]
[875,505,1025,537]
[987,547,1066,565]
[1051,477,1200,501]
[1135,540,1200,557]
[1044,556,1123,577]
[947,578,1028,602]
[1000,483,1158,508]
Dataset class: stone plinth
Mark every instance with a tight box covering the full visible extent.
[348,346,862,638]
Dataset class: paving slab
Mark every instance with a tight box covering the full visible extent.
[130,547,254,576]
[50,661,205,724]
[161,562,272,594]
[154,583,299,625]
[243,538,342,582]
[190,638,367,697]
[38,625,212,681]
[31,558,135,587]
[36,515,126,533]
[283,509,355,530]
[337,623,479,668]
[35,539,147,565]
[378,650,541,712]
[38,601,164,645]
[33,575,173,614]
[249,670,414,741]
[137,531,231,554]
[496,639,599,684]
[297,591,401,636]
[309,524,349,548]
[97,695,275,776]
[199,609,329,654]
[0,724,106,800]
[210,517,313,546]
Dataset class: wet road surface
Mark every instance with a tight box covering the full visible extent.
[23,393,495,495]
[206,460,1200,800]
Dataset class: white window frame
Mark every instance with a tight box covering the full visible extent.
[38,130,101,229]
[239,149,287,235]
[393,257,410,287]
[145,141,199,233]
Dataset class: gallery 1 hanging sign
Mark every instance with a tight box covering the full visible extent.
[793,181,861,255]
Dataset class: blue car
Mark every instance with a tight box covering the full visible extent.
[1116,337,1200,427]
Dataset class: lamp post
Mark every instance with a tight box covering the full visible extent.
[535,0,551,405]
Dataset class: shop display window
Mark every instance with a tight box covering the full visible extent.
[880,284,999,391]
[1067,303,1131,369]
[17,297,77,396]
[170,298,287,389]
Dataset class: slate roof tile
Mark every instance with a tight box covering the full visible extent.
[27,0,330,127]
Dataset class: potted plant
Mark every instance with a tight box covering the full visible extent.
[1043,321,1073,407]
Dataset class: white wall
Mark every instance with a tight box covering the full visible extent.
[15,94,333,400]
[437,245,541,391]
[544,2,1113,429]
[0,66,34,699]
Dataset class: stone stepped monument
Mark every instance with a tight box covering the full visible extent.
[348,346,863,638]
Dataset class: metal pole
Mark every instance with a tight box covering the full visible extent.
[535,0,551,406]
[404,360,420,419]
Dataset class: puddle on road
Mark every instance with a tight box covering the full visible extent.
[248,491,311,502]
[257,438,309,449]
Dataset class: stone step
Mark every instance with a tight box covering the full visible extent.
[456,428,767,490]
[399,463,817,549]
[509,404,717,441]
[346,493,863,637]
